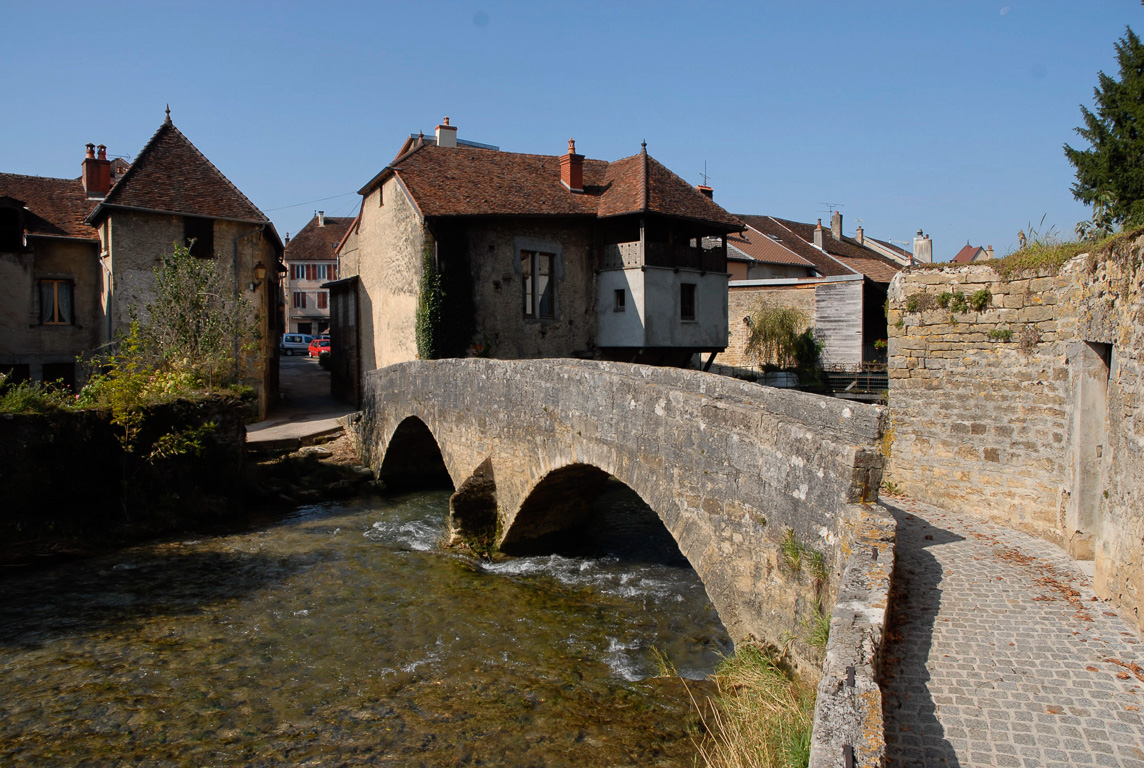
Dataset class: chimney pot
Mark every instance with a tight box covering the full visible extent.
[856,225,864,245]
[697,185,713,199]
[318,211,325,227]
[830,210,843,241]
[560,137,584,193]
[913,228,933,264]
[82,142,112,198]
[813,219,825,249]
[435,117,458,148]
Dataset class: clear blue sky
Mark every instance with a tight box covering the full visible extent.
[4,1,1141,260]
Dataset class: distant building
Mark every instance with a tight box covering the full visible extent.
[721,212,910,373]
[951,243,995,264]
[283,212,353,335]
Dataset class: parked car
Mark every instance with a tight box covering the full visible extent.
[280,333,313,356]
[308,337,331,358]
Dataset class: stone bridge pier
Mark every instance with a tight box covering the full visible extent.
[349,358,886,663]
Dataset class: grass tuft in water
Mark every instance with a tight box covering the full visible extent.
[687,644,815,768]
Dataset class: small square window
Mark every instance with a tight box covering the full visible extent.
[614,289,626,312]
[680,283,696,321]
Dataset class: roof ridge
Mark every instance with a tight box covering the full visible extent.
[0,171,78,185]
[99,120,268,222]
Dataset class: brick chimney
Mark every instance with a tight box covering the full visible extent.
[856,224,864,245]
[697,185,713,199]
[560,138,584,193]
[813,219,825,249]
[830,210,843,241]
[435,116,457,148]
[986,245,994,260]
[82,143,112,199]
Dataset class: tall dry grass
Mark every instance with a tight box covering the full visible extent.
[689,644,815,768]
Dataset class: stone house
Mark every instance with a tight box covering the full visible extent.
[282,211,353,336]
[0,173,103,390]
[0,114,284,417]
[718,212,911,374]
[328,119,743,403]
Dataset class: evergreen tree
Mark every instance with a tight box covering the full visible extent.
[1064,26,1144,231]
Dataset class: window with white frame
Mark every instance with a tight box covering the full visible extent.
[293,291,307,309]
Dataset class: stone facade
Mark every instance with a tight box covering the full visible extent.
[347,358,889,671]
[886,237,1144,629]
[0,237,102,387]
[98,213,280,417]
[719,282,817,370]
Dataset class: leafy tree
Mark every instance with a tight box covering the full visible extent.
[1065,26,1144,231]
[744,299,821,371]
[138,242,259,388]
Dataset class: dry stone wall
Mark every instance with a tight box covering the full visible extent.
[886,236,1144,629]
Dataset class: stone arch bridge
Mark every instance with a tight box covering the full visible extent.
[348,358,886,652]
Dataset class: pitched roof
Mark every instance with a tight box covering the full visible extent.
[0,173,98,241]
[368,142,743,231]
[727,226,814,268]
[759,216,903,283]
[284,214,355,262]
[736,215,855,277]
[90,119,268,224]
[952,244,986,264]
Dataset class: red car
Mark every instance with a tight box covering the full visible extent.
[307,337,331,358]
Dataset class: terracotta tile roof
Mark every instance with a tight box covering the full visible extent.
[727,227,814,268]
[0,173,97,241]
[91,119,268,224]
[952,244,986,264]
[736,215,855,277]
[374,143,742,231]
[284,215,355,262]
[765,216,903,283]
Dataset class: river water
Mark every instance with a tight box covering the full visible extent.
[0,482,732,767]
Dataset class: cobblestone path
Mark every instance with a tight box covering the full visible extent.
[881,498,1144,768]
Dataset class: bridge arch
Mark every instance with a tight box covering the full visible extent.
[353,357,887,660]
[377,415,453,492]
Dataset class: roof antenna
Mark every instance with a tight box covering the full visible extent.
[818,202,844,214]
[700,161,712,186]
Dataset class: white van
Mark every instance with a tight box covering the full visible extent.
[280,333,313,356]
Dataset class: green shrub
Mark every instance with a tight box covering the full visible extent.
[987,329,1013,342]
[969,289,992,312]
[905,292,935,313]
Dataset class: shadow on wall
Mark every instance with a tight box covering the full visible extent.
[879,501,964,767]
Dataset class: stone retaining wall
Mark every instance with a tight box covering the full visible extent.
[887,236,1144,629]
[809,505,896,768]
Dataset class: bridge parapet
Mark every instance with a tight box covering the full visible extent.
[351,358,889,668]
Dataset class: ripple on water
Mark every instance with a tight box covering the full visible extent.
[0,485,730,767]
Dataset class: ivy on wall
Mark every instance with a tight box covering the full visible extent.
[415,227,477,360]
[415,235,444,360]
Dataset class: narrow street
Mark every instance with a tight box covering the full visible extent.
[882,497,1144,768]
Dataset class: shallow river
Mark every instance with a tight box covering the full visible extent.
[0,483,731,767]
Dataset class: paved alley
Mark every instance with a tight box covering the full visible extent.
[881,498,1144,768]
